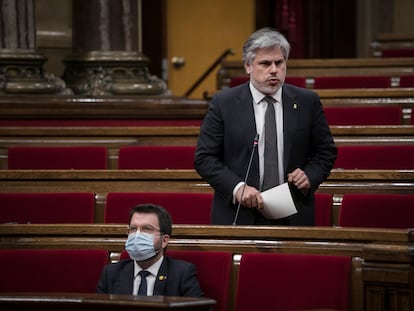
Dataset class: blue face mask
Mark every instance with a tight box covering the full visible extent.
[125,231,161,261]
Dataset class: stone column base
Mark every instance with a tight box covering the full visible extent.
[62,51,168,96]
[0,50,71,95]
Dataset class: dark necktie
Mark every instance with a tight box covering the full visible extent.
[262,96,279,191]
[138,270,151,296]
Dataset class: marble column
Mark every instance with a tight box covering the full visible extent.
[0,0,69,94]
[63,0,167,96]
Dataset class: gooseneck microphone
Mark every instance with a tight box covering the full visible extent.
[232,134,259,226]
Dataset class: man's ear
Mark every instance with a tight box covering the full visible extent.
[244,62,251,75]
[162,234,170,249]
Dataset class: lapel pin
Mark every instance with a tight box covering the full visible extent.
[159,275,167,281]
[293,103,298,110]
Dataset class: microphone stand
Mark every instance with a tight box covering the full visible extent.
[232,134,259,226]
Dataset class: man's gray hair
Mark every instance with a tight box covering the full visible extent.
[242,28,291,65]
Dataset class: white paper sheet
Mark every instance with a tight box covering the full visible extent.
[259,182,297,219]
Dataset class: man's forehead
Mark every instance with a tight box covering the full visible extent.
[130,212,159,225]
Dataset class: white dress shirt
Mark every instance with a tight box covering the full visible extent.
[133,255,163,295]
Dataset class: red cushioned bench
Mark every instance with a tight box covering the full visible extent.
[0,192,95,224]
[0,249,109,293]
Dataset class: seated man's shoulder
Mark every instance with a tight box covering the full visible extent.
[105,258,133,272]
[165,256,196,271]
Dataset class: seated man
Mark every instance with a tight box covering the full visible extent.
[97,203,204,297]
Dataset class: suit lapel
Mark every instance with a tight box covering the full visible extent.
[235,84,257,146]
[282,85,299,173]
[153,257,168,295]
[235,84,260,184]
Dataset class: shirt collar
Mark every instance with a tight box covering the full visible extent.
[249,82,283,105]
[134,255,164,278]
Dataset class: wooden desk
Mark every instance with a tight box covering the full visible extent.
[217,58,414,89]
[0,293,216,311]
[0,95,209,120]
[1,125,413,169]
[0,91,413,120]
[0,224,412,311]
[0,169,413,223]
[0,125,412,147]
[0,169,412,194]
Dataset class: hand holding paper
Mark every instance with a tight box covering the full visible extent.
[259,183,297,219]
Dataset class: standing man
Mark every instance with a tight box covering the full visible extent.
[97,203,203,296]
[194,28,336,226]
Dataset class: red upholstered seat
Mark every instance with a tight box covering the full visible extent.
[0,249,109,293]
[399,75,414,87]
[285,76,307,88]
[229,76,249,87]
[105,192,213,224]
[235,253,351,311]
[0,192,95,224]
[120,250,232,311]
[324,106,402,125]
[412,108,414,125]
[334,145,414,169]
[380,49,414,58]
[338,193,414,229]
[314,76,391,89]
[167,250,232,311]
[314,193,333,226]
[118,145,196,169]
[7,146,108,169]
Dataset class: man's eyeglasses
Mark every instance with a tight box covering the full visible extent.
[127,225,162,235]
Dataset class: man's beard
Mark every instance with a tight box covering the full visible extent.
[253,80,282,95]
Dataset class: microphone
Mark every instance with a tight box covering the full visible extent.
[232,133,259,226]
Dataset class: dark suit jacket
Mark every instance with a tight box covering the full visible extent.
[194,82,337,225]
[96,256,204,297]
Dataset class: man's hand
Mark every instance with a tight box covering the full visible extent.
[287,168,311,194]
[236,185,264,209]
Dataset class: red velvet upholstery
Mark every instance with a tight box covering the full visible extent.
[0,192,95,224]
[412,108,414,125]
[229,76,249,88]
[235,253,351,311]
[314,76,390,89]
[229,76,307,88]
[167,250,232,311]
[118,145,196,169]
[334,145,414,169]
[104,192,213,224]
[119,250,232,311]
[399,75,414,87]
[324,106,402,125]
[314,193,333,226]
[338,193,414,229]
[380,49,414,58]
[7,146,108,169]
[285,77,307,88]
[0,249,109,293]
